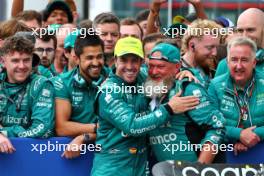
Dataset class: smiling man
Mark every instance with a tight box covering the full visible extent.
[0,35,55,153]
[146,43,226,163]
[91,37,200,176]
[209,37,264,155]
[53,34,107,159]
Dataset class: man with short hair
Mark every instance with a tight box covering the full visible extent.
[91,37,200,175]
[215,8,264,76]
[34,32,57,78]
[43,0,73,26]
[15,10,42,29]
[120,18,143,40]
[181,19,222,88]
[93,12,120,67]
[0,36,55,153]
[54,34,106,159]
[209,37,264,154]
[146,42,226,163]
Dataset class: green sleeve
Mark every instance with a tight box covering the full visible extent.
[1,80,55,138]
[207,81,220,108]
[226,126,242,142]
[184,82,226,145]
[98,91,170,136]
[53,76,70,100]
[215,58,228,77]
[254,126,264,140]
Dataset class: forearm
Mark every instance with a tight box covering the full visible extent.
[146,10,160,35]
[56,121,96,137]
[198,142,216,164]
[254,126,264,140]
[193,2,207,19]
[11,0,24,17]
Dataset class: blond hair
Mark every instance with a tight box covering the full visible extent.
[181,19,222,51]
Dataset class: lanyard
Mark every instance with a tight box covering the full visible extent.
[233,79,254,128]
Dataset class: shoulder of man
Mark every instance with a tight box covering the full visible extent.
[52,68,75,91]
[28,74,53,98]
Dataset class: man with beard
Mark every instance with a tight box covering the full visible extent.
[181,19,221,88]
[215,8,264,76]
[53,34,106,159]
[34,32,57,78]
[146,42,226,163]
[209,37,264,155]
[0,36,55,153]
[91,37,200,176]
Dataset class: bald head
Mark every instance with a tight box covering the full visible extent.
[237,8,264,48]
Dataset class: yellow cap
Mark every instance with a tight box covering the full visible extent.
[114,37,144,59]
[173,15,186,24]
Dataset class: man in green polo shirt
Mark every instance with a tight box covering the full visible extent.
[146,42,226,163]
[91,37,200,176]
[53,33,107,159]
[0,35,55,153]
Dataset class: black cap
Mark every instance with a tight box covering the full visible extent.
[43,1,73,23]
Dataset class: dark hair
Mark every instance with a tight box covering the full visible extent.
[142,32,167,48]
[135,9,150,23]
[74,34,104,57]
[15,10,42,27]
[78,19,93,30]
[93,12,120,29]
[43,1,73,23]
[35,31,57,49]
[1,35,34,56]
[120,18,143,39]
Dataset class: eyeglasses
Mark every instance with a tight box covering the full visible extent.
[35,48,55,54]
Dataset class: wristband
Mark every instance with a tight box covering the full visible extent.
[83,133,90,144]
[164,104,174,115]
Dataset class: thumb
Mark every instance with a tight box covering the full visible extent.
[175,90,182,97]
[248,126,257,131]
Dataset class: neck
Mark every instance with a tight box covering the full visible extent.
[79,68,91,84]
[54,58,64,73]
[182,52,196,67]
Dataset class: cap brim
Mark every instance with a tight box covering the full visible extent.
[115,51,143,59]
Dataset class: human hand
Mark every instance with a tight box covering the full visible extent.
[234,142,248,156]
[0,133,16,154]
[240,126,260,148]
[168,90,199,114]
[175,70,199,83]
[61,135,84,159]
[150,0,167,13]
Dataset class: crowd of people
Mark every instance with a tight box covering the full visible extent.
[0,0,264,175]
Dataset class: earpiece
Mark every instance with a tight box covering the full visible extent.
[191,44,195,51]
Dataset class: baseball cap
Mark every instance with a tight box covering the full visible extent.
[173,15,186,24]
[43,0,73,23]
[149,43,181,64]
[114,37,144,59]
[64,30,80,48]
[215,16,234,28]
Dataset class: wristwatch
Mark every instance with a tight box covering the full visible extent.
[83,133,90,144]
